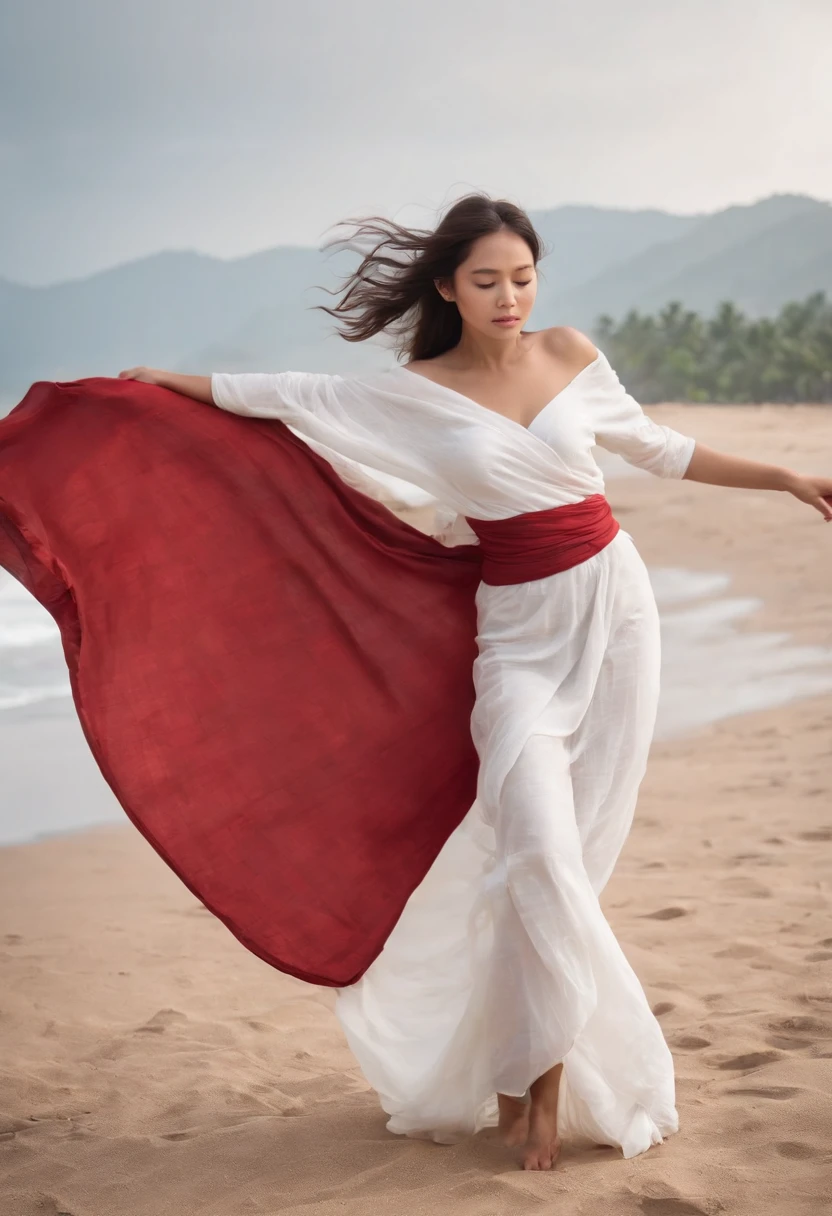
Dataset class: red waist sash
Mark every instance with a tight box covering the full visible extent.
[465,494,620,586]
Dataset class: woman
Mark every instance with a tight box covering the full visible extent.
[4,194,831,1172]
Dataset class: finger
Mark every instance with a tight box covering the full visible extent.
[814,497,832,520]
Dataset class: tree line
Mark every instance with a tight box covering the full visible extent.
[592,291,832,404]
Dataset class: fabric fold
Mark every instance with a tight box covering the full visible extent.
[0,377,483,986]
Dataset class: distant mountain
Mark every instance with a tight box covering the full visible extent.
[527,203,701,292]
[2,193,831,403]
[547,194,832,327]
[0,246,327,396]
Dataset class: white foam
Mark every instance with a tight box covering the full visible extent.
[655,567,832,739]
[0,571,70,709]
[0,621,61,648]
[0,575,60,645]
[0,684,72,712]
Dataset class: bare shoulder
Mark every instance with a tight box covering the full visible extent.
[538,326,599,366]
[401,350,457,383]
[402,356,436,373]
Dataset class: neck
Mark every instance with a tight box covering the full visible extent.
[451,326,529,373]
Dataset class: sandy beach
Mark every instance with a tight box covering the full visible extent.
[1,403,831,1215]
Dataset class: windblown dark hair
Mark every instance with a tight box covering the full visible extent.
[313,192,548,364]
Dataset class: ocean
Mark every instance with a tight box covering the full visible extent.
[2,560,832,847]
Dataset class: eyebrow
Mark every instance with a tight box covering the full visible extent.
[470,264,534,274]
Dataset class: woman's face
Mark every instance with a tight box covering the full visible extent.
[436,229,538,338]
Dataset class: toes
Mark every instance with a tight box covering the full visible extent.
[522,1137,561,1170]
[523,1152,553,1170]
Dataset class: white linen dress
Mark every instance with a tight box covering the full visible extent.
[210,350,697,1159]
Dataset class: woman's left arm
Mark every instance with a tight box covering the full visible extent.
[683,443,832,521]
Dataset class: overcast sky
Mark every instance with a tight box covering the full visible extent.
[1,0,830,285]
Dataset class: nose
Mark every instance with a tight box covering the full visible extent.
[497,283,517,307]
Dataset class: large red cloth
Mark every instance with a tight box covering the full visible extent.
[0,378,483,986]
[0,377,619,988]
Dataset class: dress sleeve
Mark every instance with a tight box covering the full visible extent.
[210,369,451,511]
[211,370,344,426]
[591,357,696,480]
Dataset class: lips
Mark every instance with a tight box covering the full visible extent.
[493,317,520,324]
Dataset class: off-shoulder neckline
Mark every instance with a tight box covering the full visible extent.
[392,353,604,436]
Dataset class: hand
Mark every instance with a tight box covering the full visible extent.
[785,473,832,522]
[118,366,162,384]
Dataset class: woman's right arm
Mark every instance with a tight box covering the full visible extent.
[119,366,341,425]
[118,364,450,510]
[117,366,326,421]
[118,367,213,404]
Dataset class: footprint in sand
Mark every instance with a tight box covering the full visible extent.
[767,1015,832,1054]
[798,827,832,842]
[651,1002,676,1017]
[642,907,688,921]
[39,1201,76,1216]
[639,1199,710,1216]
[671,1034,711,1050]
[715,1050,781,1070]
[805,950,832,962]
[766,1034,812,1050]
[770,1014,830,1035]
[0,1116,30,1140]
[775,1142,821,1159]
[713,943,758,959]
[718,876,773,899]
[135,1008,188,1035]
[798,992,832,1009]
[3,934,22,945]
[724,1086,802,1100]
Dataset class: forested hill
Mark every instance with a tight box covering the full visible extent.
[1,193,831,404]
[597,292,832,404]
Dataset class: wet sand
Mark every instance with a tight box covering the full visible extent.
[1,403,831,1214]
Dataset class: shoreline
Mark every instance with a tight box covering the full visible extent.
[5,410,832,850]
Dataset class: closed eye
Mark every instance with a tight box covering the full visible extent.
[476,281,533,290]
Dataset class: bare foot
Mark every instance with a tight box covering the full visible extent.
[523,1110,562,1170]
[497,1093,529,1147]
[522,1062,563,1171]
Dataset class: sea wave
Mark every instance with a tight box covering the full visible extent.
[0,683,72,712]
[1,576,59,635]
[0,571,70,711]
